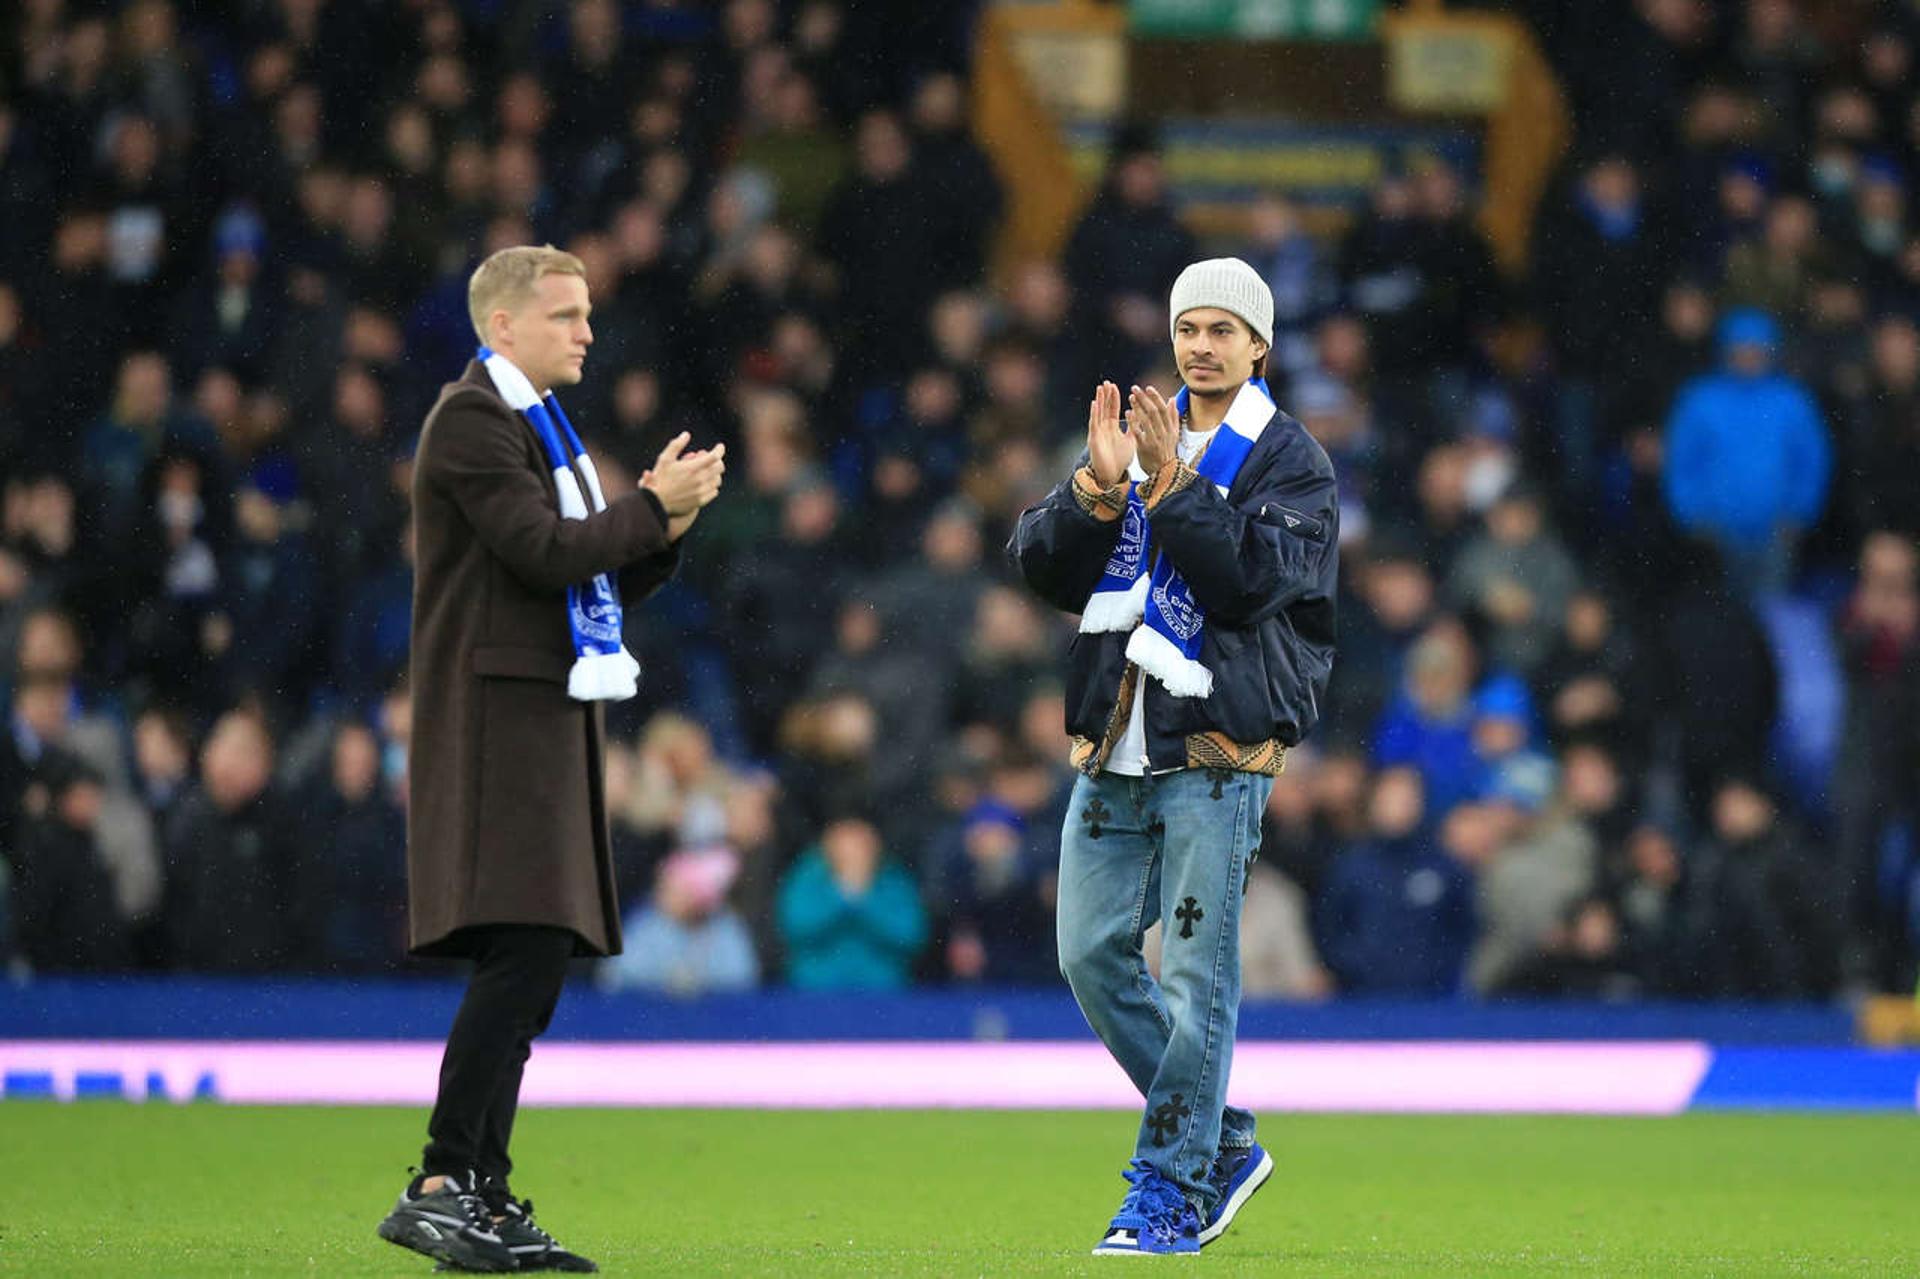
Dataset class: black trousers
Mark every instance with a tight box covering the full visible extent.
[422,925,576,1187]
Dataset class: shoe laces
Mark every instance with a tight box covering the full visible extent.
[501,1196,558,1250]
[1116,1161,1190,1238]
[445,1174,499,1236]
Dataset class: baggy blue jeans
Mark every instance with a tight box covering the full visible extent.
[1056,766,1274,1212]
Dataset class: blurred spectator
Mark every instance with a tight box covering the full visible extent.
[927,799,1055,984]
[735,70,849,236]
[1831,532,1920,986]
[1619,278,1717,443]
[869,499,991,668]
[1494,895,1639,999]
[1325,538,1435,747]
[1373,621,1529,818]
[619,712,737,853]
[1672,775,1842,999]
[1663,308,1830,598]
[1650,546,1780,816]
[131,704,194,827]
[776,813,926,990]
[81,351,220,542]
[1290,375,1378,545]
[160,709,296,972]
[1722,196,1834,322]
[331,526,414,708]
[721,473,850,754]
[807,600,942,833]
[291,721,406,972]
[1244,193,1339,381]
[4,752,130,972]
[0,281,49,467]
[1535,590,1646,757]
[692,386,810,577]
[817,108,939,379]
[303,362,408,590]
[1613,822,1686,989]
[1063,123,1195,385]
[1469,679,1555,815]
[1467,773,1600,994]
[1446,482,1580,676]
[219,480,323,713]
[35,209,122,429]
[1532,153,1672,497]
[954,587,1056,736]
[906,71,1002,289]
[602,846,761,996]
[1318,767,1475,996]
[170,206,279,383]
[123,452,231,716]
[1847,315,1920,539]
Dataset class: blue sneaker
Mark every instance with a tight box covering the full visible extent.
[1199,1142,1274,1246]
[1092,1161,1201,1256]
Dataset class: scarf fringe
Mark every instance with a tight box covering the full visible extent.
[568,648,642,701]
[1126,624,1215,698]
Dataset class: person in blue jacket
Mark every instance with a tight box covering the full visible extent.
[1010,257,1339,1255]
[1317,766,1475,995]
[1662,308,1830,599]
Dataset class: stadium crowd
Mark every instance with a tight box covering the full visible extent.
[1,0,1915,1001]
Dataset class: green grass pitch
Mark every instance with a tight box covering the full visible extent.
[0,1105,1914,1275]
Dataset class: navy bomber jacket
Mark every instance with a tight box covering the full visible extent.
[1008,400,1339,776]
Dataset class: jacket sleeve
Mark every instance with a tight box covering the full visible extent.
[617,493,683,601]
[617,546,681,602]
[1007,453,1128,615]
[1137,440,1339,628]
[424,392,672,593]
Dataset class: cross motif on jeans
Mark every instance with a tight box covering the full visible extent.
[1147,1093,1190,1146]
[1175,896,1205,939]
[1082,798,1112,840]
[1206,768,1232,800]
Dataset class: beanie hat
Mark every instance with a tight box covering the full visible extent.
[1169,257,1274,346]
[1718,307,1779,354]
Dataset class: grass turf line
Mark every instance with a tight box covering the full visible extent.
[0,1106,1914,1275]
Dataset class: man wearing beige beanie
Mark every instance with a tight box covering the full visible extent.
[1011,256,1340,1255]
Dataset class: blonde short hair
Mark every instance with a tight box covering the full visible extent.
[467,244,585,343]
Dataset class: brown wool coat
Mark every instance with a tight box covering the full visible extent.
[406,360,678,958]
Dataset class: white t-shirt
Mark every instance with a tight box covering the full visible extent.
[1105,425,1218,776]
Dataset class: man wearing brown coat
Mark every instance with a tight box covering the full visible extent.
[377,246,723,1274]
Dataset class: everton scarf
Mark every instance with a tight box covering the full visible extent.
[1077,377,1275,698]
[477,346,641,702]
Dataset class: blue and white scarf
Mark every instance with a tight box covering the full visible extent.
[478,346,640,702]
[1077,377,1276,698]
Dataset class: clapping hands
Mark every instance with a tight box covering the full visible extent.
[640,431,726,540]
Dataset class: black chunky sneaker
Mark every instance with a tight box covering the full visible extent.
[377,1171,516,1273]
[486,1195,598,1273]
